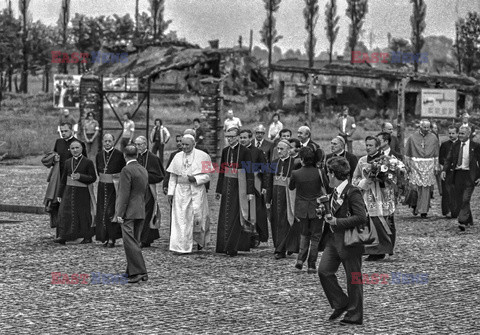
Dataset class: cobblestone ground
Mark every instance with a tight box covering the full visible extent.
[1,166,480,334]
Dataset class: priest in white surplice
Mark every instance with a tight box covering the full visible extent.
[167,134,212,253]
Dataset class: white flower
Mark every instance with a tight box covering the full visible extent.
[388,173,393,179]
[380,165,388,172]
[390,158,398,165]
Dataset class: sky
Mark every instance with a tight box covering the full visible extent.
[2,0,480,53]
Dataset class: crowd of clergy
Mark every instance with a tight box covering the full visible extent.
[42,110,480,272]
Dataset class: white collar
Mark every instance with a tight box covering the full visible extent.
[126,159,137,165]
[230,143,239,149]
[140,149,148,155]
[302,138,311,147]
[280,156,290,161]
[462,139,470,146]
[335,179,348,195]
[335,150,345,156]
[104,147,114,153]
[65,135,74,141]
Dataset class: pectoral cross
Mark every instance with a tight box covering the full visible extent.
[421,140,425,149]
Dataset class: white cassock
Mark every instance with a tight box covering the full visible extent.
[167,148,212,253]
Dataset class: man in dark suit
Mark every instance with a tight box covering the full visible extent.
[324,136,358,181]
[441,125,480,231]
[289,147,327,273]
[252,124,274,162]
[297,126,324,167]
[381,122,401,154]
[439,126,459,217]
[377,132,402,160]
[240,129,269,246]
[114,145,149,283]
[318,156,367,326]
[336,107,357,153]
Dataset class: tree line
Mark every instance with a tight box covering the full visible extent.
[258,0,480,79]
[0,0,172,94]
[0,0,479,96]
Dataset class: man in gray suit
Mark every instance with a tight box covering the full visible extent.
[114,145,149,283]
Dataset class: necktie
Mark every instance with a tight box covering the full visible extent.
[332,190,341,214]
[257,141,261,148]
[457,143,465,168]
[160,127,164,144]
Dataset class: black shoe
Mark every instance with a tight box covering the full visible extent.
[420,213,427,218]
[108,241,115,248]
[412,207,417,216]
[274,252,286,259]
[226,251,238,257]
[197,244,203,251]
[329,306,348,321]
[128,274,148,283]
[53,238,66,245]
[287,251,294,256]
[459,224,466,231]
[80,238,92,244]
[140,242,151,248]
[295,261,303,270]
[103,241,109,248]
[307,264,317,274]
[339,319,362,326]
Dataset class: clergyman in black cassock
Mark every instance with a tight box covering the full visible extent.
[215,128,255,256]
[136,136,165,247]
[95,134,126,247]
[56,141,96,243]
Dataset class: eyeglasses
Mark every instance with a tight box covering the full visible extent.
[134,142,145,146]
[225,135,237,138]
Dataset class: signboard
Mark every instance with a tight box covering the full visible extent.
[53,74,81,108]
[102,76,138,108]
[421,89,457,118]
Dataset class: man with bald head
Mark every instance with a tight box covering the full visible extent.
[324,136,358,181]
[167,134,212,253]
[135,135,165,247]
[404,120,439,217]
[297,126,324,167]
[94,133,126,247]
[381,122,401,153]
[252,124,274,162]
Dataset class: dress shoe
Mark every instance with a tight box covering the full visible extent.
[307,264,317,274]
[53,238,66,245]
[80,238,92,244]
[412,207,417,216]
[286,251,294,256]
[458,224,466,231]
[339,319,362,326]
[103,241,109,247]
[140,242,151,248]
[420,213,427,218]
[197,244,203,251]
[328,306,348,321]
[226,251,238,257]
[295,261,303,270]
[128,274,148,283]
[274,252,286,259]
[108,241,115,248]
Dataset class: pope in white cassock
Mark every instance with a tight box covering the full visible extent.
[167,134,212,253]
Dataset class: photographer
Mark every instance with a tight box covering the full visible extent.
[317,156,367,326]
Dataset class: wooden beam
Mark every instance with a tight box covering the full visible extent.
[396,77,410,155]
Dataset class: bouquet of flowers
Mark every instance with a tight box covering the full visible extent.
[365,155,406,185]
